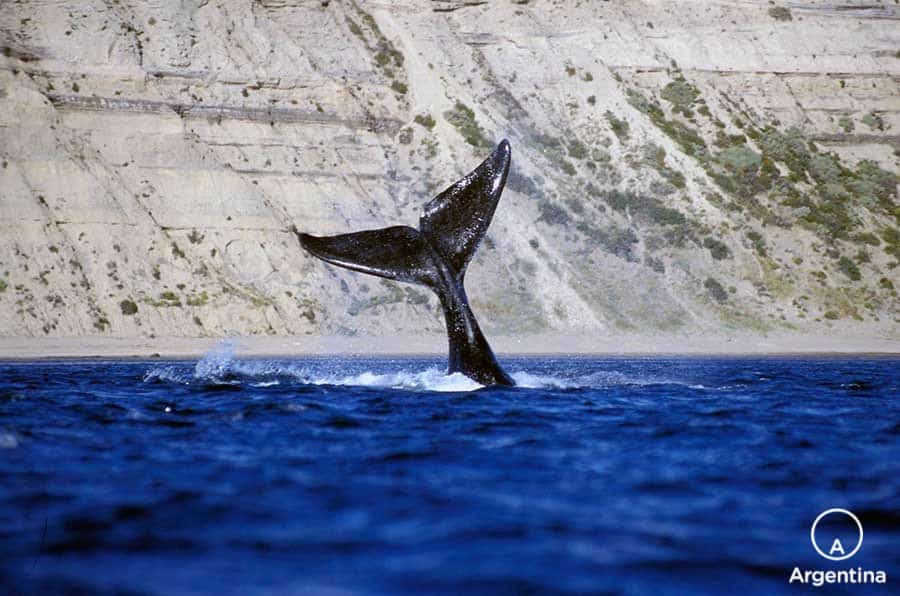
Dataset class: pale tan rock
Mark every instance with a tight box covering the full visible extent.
[0,0,897,347]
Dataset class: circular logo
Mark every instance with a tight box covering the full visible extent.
[810,508,863,561]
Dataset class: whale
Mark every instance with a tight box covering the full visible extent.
[295,139,515,386]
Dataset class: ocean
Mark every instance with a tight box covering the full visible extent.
[2,348,898,595]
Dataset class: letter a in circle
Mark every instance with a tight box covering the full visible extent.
[829,539,845,556]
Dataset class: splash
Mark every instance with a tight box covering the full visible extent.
[314,369,483,392]
[143,365,192,385]
[509,369,685,389]
[193,339,239,380]
[144,342,698,392]
[144,341,484,392]
[511,371,580,389]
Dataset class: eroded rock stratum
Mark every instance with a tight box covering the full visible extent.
[0,1,897,339]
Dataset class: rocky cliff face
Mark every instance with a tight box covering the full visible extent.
[0,0,898,341]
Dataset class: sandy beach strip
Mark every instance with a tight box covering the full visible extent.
[0,332,898,360]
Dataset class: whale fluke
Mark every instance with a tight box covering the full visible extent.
[420,139,510,278]
[296,139,515,386]
[297,226,436,286]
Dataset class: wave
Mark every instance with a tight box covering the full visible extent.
[316,369,483,392]
[510,370,638,389]
[143,341,705,392]
[144,363,483,392]
[144,341,484,392]
[509,370,702,390]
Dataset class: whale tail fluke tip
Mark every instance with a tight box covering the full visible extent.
[295,141,515,386]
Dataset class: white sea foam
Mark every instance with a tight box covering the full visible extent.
[144,341,485,392]
[143,340,698,392]
[143,365,192,385]
[509,369,685,389]
[312,369,484,392]
[510,371,580,389]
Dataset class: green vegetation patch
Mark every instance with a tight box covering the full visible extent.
[836,256,861,281]
[348,280,404,316]
[854,232,881,246]
[119,299,138,315]
[627,89,707,157]
[148,291,182,307]
[746,230,767,257]
[414,113,435,130]
[605,111,630,141]
[93,316,110,332]
[642,144,686,188]
[703,237,732,260]
[713,131,747,149]
[861,111,884,131]
[347,6,406,90]
[186,291,210,307]
[660,78,700,116]
[629,87,897,259]
[757,126,810,181]
[768,6,792,21]
[602,189,689,228]
[444,101,492,149]
[528,130,584,177]
[710,145,779,199]
[171,243,186,259]
[567,139,589,160]
[576,222,639,261]
[800,153,898,239]
[537,201,571,226]
[704,277,728,303]
[849,160,897,212]
[880,227,900,259]
[838,116,854,133]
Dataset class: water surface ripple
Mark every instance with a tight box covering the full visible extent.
[2,353,898,594]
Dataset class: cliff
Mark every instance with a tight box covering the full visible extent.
[0,0,898,344]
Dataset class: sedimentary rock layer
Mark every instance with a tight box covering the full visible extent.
[0,0,897,340]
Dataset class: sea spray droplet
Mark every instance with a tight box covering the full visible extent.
[143,365,192,384]
[194,339,238,381]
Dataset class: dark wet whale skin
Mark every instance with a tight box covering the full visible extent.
[296,140,515,386]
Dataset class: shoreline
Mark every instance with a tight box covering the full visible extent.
[1,333,898,360]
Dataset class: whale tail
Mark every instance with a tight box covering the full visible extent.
[296,140,514,386]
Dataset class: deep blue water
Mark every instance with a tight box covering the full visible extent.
[1,350,898,595]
